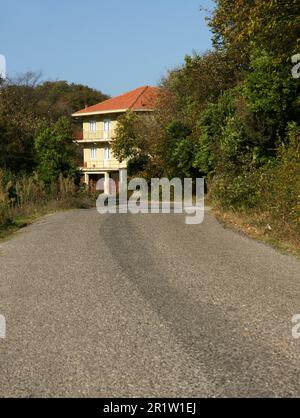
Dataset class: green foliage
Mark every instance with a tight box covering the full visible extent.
[0,74,108,173]
[209,0,300,60]
[112,111,141,161]
[114,113,197,178]
[171,137,197,178]
[210,171,261,210]
[244,49,300,135]
[193,87,252,176]
[163,121,196,177]
[265,123,300,225]
[0,81,40,172]
[210,123,300,238]
[34,117,78,184]
[113,111,168,179]
[111,1,300,243]
[0,170,12,226]
[163,51,241,121]
[112,111,153,177]
[127,155,151,177]
[35,80,108,120]
[2,2,297,244]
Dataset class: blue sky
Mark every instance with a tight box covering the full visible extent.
[1,0,215,96]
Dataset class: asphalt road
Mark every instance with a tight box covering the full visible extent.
[0,208,300,397]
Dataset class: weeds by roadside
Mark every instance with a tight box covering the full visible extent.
[211,206,300,258]
[208,124,300,257]
[0,170,94,239]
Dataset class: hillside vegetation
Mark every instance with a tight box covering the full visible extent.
[0,76,107,235]
[112,0,300,253]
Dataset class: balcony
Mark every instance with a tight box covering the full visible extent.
[81,159,126,170]
[75,129,116,142]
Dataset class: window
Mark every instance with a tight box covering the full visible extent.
[104,146,111,160]
[104,120,110,132]
[103,120,110,138]
[89,121,97,132]
[90,148,97,160]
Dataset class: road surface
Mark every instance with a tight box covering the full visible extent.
[0,208,300,397]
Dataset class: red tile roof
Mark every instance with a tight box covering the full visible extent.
[73,86,160,116]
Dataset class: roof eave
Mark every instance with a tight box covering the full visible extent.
[72,108,128,117]
[72,108,155,117]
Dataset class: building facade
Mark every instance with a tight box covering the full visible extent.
[72,86,160,193]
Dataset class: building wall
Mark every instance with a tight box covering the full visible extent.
[82,115,118,138]
[80,113,127,170]
[82,142,127,170]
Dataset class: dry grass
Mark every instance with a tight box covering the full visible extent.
[0,171,94,240]
[212,205,300,258]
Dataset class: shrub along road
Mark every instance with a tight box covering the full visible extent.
[0,208,300,397]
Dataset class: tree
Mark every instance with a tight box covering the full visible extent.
[0,73,109,174]
[34,117,78,184]
[35,81,109,121]
[209,0,300,60]
[0,76,41,172]
[112,111,161,178]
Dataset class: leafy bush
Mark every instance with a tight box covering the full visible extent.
[34,117,78,184]
[210,123,300,239]
[261,124,300,227]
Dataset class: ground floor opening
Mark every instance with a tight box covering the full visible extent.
[83,171,121,194]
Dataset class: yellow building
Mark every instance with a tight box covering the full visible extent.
[72,86,160,193]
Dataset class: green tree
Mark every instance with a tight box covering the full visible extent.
[0,78,40,172]
[112,111,158,178]
[34,117,78,184]
[0,73,109,174]
[209,0,300,60]
[35,80,109,121]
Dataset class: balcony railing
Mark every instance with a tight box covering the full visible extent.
[81,160,126,170]
[76,130,116,142]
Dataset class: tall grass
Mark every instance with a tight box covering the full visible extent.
[0,171,93,233]
[0,171,12,227]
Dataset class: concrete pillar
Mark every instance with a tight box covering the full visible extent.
[84,172,89,186]
[104,172,110,195]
